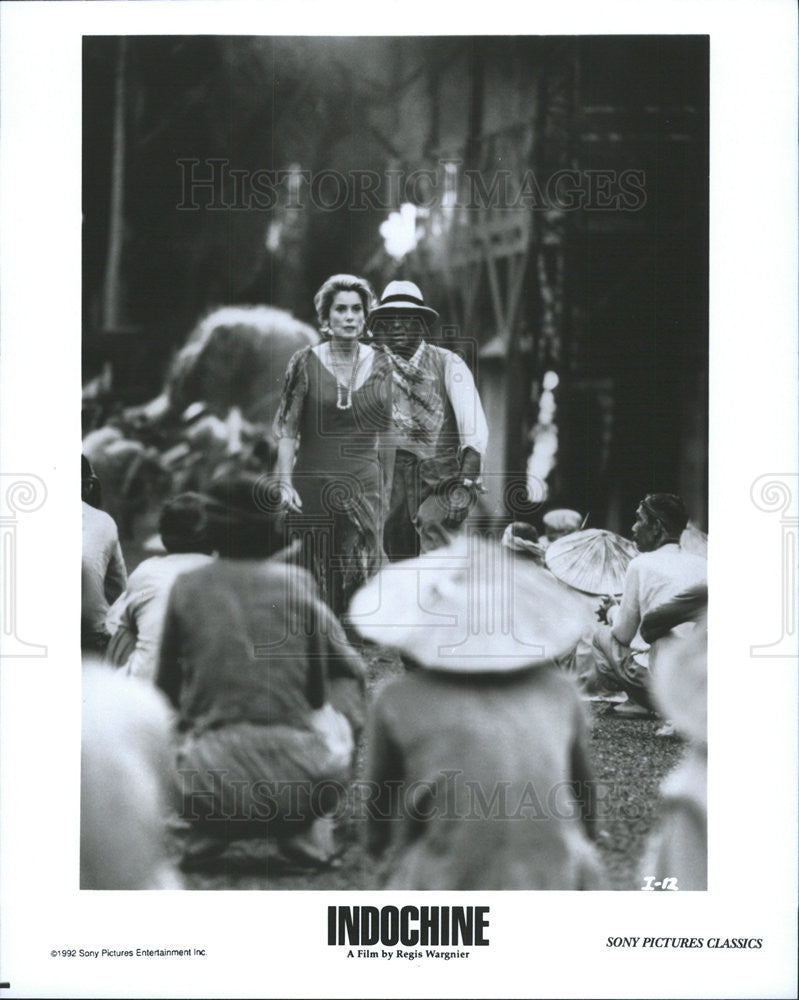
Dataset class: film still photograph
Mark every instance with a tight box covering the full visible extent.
[80,34,710,893]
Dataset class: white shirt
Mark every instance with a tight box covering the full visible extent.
[407,341,489,455]
[610,543,707,656]
[106,552,214,681]
[82,502,127,633]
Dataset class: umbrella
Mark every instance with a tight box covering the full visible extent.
[348,535,594,672]
[545,528,638,596]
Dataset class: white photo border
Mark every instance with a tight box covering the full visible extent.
[0,1,796,998]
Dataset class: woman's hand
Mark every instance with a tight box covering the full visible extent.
[273,437,302,512]
[274,480,303,513]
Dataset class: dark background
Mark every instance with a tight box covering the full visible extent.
[83,35,708,533]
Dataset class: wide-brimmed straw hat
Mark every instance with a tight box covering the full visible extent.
[545,528,637,596]
[368,280,439,325]
[349,535,593,672]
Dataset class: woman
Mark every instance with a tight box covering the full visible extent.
[273,274,393,616]
[156,472,366,872]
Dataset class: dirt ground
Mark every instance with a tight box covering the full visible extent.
[178,646,686,892]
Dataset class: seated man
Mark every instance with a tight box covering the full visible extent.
[105,493,215,681]
[591,493,707,717]
[352,537,605,890]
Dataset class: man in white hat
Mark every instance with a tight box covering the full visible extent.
[369,280,489,560]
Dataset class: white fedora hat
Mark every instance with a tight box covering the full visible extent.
[368,280,439,324]
[348,535,593,673]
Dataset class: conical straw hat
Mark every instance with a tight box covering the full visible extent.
[349,535,593,672]
[544,528,637,596]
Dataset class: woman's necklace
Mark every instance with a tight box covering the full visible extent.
[329,343,362,410]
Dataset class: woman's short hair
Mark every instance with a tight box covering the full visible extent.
[159,492,213,554]
[313,274,377,332]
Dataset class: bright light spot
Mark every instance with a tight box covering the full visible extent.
[526,425,558,503]
[538,390,556,423]
[380,203,418,261]
[526,372,560,502]
[265,221,282,253]
[286,163,303,201]
[442,161,459,210]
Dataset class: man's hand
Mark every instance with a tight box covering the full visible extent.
[595,595,619,624]
[269,479,303,514]
[437,448,483,529]
[442,479,477,529]
[458,446,482,482]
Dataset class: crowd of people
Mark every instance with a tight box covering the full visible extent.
[81,274,708,891]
